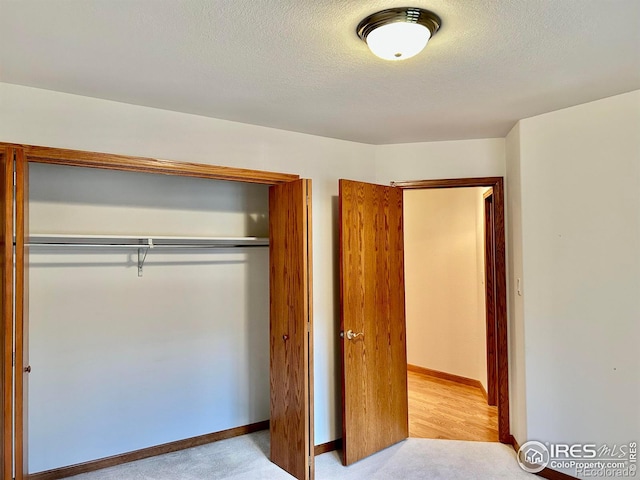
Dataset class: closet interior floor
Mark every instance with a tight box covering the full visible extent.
[408,370,498,442]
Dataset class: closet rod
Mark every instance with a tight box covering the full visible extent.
[25,243,268,248]
[24,237,269,276]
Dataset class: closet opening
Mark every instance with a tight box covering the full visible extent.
[27,163,272,478]
[5,144,314,480]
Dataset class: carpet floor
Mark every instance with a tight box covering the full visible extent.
[63,431,534,479]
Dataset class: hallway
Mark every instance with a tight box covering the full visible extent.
[408,370,498,442]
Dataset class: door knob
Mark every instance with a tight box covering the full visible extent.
[346,330,363,340]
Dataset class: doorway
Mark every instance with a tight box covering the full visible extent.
[403,186,497,442]
[339,176,509,466]
[392,177,509,444]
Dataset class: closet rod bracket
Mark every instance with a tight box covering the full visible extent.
[137,239,153,277]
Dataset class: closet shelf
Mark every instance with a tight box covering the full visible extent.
[24,234,269,277]
[26,234,269,248]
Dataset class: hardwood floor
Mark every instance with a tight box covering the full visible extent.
[408,370,498,442]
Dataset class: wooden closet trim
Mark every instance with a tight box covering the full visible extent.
[8,143,312,480]
[1,146,15,480]
[0,143,299,185]
[15,149,29,477]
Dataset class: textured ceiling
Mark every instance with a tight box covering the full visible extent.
[1,0,639,144]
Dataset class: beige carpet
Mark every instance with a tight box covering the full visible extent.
[62,431,534,479]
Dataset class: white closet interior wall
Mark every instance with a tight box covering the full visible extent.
[27,163,270,473]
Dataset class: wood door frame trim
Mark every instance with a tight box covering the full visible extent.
[15,150,29,476]
[393,177,510,444]
[484,190,498,407]
[305,181,315,480]
[0,143,299,185]
[8,144,312,479]
[1,147,15,480]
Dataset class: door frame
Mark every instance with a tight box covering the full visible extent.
[483,189,498,407]
[392,177,510,443]
[1,147,15,480]
[3,142,315,480]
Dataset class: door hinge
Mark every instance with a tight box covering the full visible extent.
[12,351,15,367]
[13,171,16,186]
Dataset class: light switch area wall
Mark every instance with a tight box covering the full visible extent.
[404,188,488,389]
[515,90,640,463]
[27,164,270,473]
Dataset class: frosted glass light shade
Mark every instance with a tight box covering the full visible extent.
[356,7,441,62]
[366,22,431,61]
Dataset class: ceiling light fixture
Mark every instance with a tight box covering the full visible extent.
[357,7,441,61]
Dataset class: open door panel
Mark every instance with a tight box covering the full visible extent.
[339,179,408,466]
[0,147,14,480]
[269,179,314,480]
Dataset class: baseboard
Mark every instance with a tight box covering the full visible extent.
[510,435,578,480]
[479,382,489,400]
[314,438,342,455]
[509,434,520,452]
[28,420,270,480]
[536,468,579,480]
[407,364,486,392]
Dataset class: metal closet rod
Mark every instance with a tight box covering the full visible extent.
[23,235,269,248]
[22,236,269,276]
[24,243,268,248]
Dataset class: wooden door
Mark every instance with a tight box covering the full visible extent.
[339,179,408,465]
[0,147,14,480]
[269,179,314,480]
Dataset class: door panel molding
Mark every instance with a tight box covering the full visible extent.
[392,177,510,443]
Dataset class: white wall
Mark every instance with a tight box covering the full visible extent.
[0,83,380,455]
[404,188,488,390]
[28,164,270,472]
[6,82,637,479]
[505,122,528,444]
[512,90,640,474]
[0,83,508,459]
[375,138,506,185]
